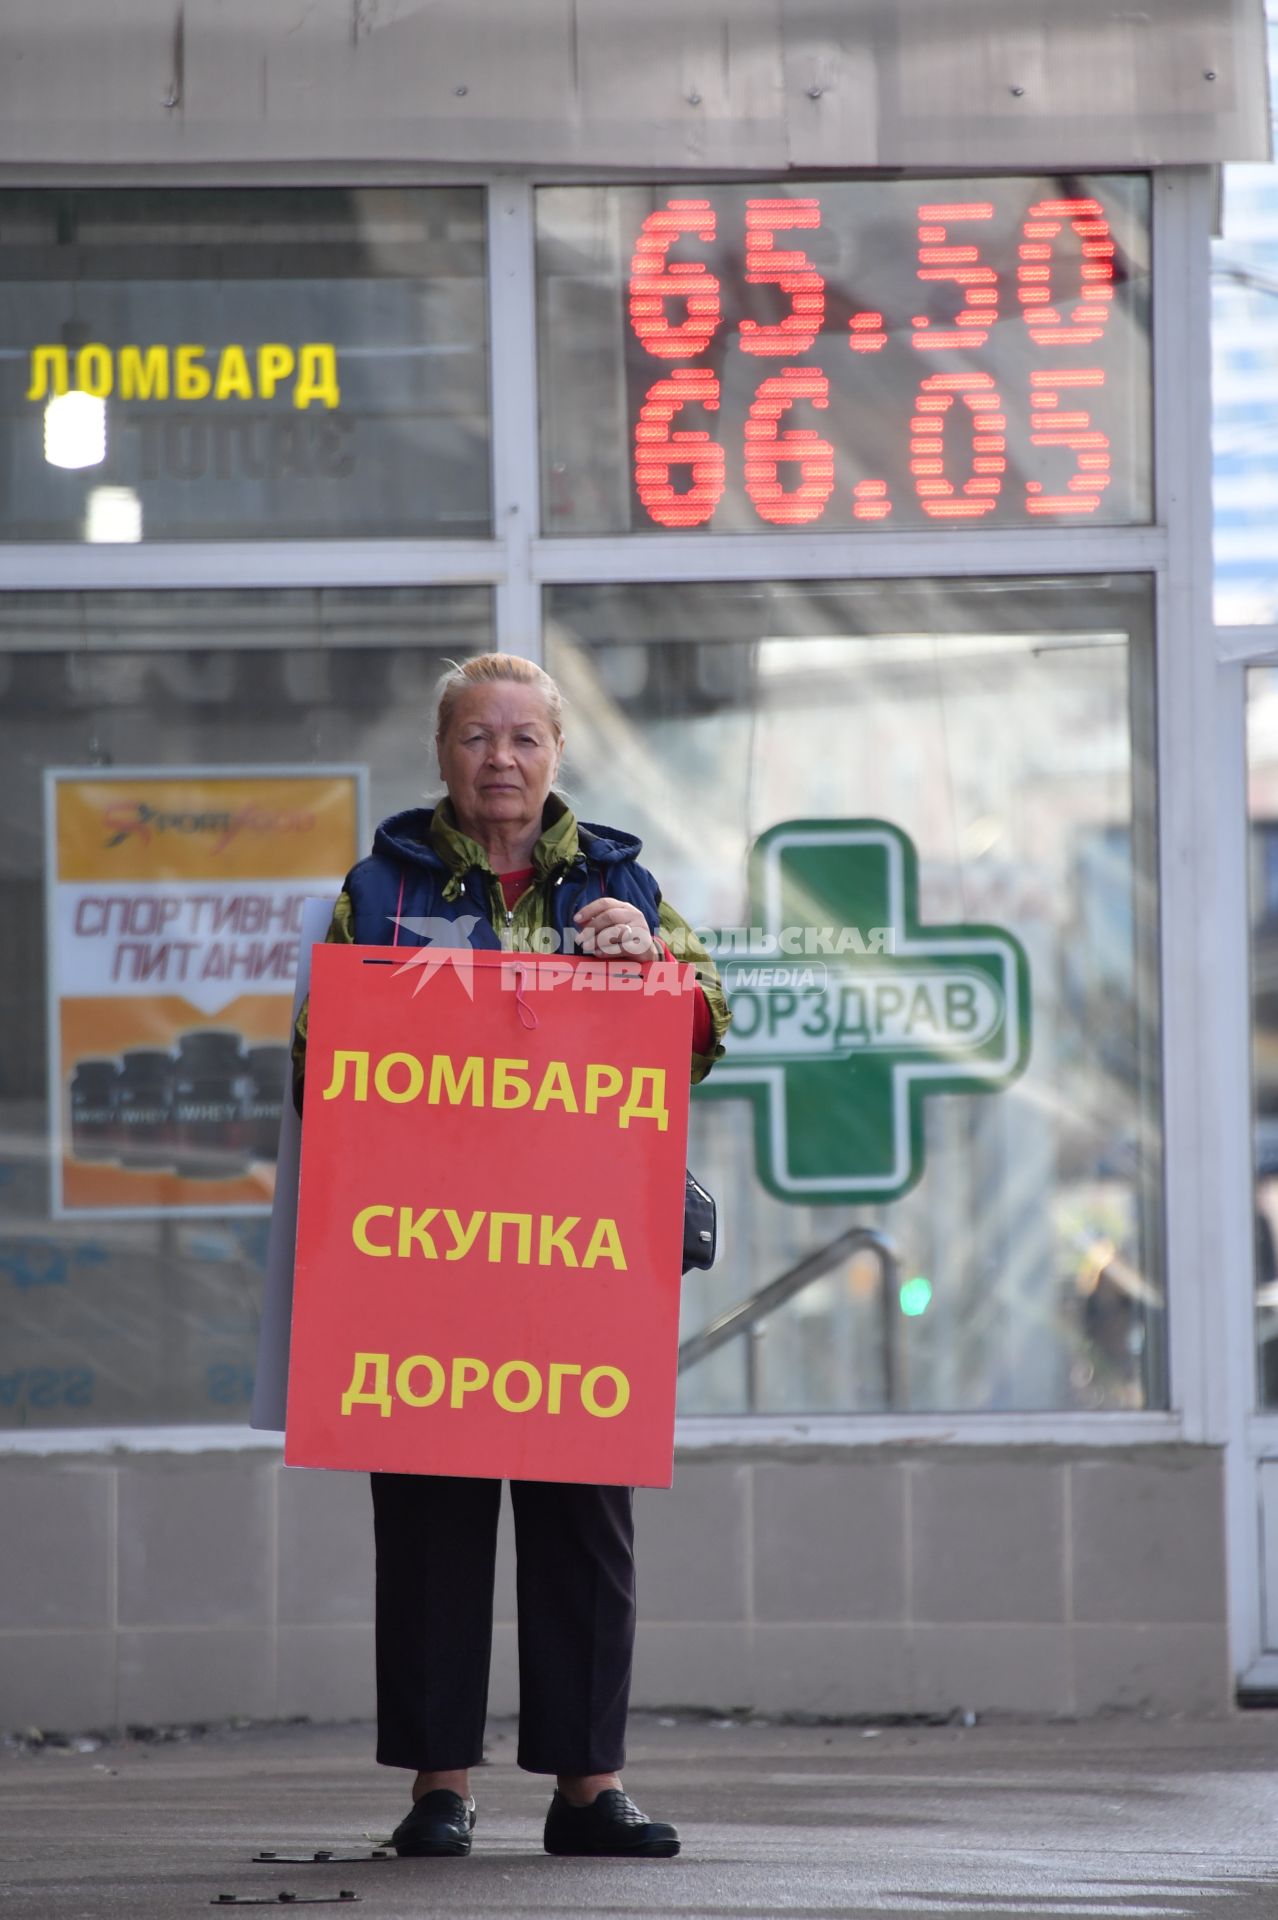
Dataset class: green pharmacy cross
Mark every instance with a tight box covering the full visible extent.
[698,820,1031,1204]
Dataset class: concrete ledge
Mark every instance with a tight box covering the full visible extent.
[0,1442,1231,1729]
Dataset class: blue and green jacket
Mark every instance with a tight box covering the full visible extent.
[292,795,730,1105]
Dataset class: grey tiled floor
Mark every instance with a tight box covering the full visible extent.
[4,1710,1278,1919]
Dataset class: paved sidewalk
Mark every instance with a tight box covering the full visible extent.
[3,1710,1278,1919]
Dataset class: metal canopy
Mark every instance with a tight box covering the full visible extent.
[0,0,1268,172]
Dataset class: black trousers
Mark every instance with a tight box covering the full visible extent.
[370,1472,636,1776]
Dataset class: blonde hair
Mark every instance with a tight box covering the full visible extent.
[433,653,565,742]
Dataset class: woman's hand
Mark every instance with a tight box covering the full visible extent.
[573,897,663,962]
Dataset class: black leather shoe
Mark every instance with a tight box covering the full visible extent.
[390,1789,476,1857]
[543,1788,680,1858]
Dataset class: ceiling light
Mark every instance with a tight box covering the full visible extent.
[44,390,107,470]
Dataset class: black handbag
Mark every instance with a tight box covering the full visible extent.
[683,1168,717,1273]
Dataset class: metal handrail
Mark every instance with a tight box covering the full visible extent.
[677,1226,900,1411]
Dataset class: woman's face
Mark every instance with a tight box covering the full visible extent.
[437,682,563,846]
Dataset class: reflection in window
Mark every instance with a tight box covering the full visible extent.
[1247,668,1278,1404]
[0,586,492,1429]
[0,189,491,542]
[548,576,1163,1414]
[1212,1,1278,626]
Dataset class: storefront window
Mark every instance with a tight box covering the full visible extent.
[0,189,490,541]
[547,575,1163,1413]
[536,176,1152,537]
[0,586,492,1428]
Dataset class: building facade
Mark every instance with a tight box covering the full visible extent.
[0,0,1273,1728]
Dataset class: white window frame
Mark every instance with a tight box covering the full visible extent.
[0,166,1224,1475]
[1209,622,1278,1685]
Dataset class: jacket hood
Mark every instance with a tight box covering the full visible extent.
[372,799,645,881]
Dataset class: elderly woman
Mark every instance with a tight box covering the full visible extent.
[294,651,729,1860]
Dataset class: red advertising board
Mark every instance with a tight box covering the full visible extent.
[285,944,695,1487]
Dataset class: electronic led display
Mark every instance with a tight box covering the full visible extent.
[536,177,1151,535]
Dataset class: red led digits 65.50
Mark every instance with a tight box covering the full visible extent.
[622,183,1136,529]
[912,202,998,351]
[628,200,722,359]
[1018,198,1115,346]
[739,199,826,356]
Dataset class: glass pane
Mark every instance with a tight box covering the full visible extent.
[0,189,490,541]
[1212,2,1278,624]
[1248,666,1278,1404]
[537,176,1152,537]
[0,585,493,1429]
[547,576,1163,1414]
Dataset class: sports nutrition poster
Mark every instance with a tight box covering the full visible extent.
[46,766,364,1218]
